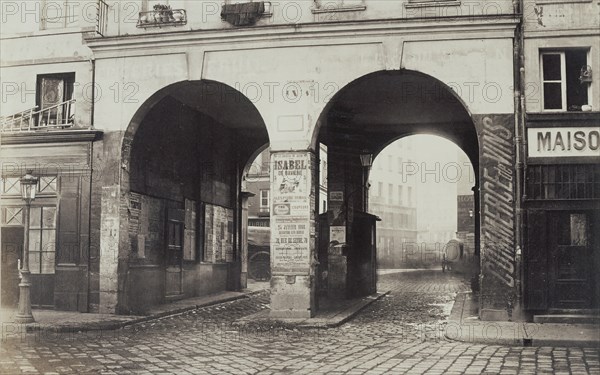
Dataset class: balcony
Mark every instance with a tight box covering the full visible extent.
[137,8,187,29]
[1,99,76,133]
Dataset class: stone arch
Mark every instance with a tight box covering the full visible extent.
[310,69,479,152]
[102,79,270,314]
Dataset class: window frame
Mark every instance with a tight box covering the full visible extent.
[40,0,77,30]
[540,51,568,112]
[540,49,591,112]
[28,205,57,275]
[259,189,270,213]
[398,185,403,205]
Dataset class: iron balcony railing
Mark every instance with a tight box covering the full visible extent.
[1,99,76,133]
[96,0,109,36]
[137,9,187,28]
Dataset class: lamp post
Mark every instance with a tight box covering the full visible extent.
[359,151,373,212]
[15,170,38,324]
[343,151,373,225]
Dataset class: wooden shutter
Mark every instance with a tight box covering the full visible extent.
[57,177,80,264]
[183,199,196,261]
[525,209,548,310]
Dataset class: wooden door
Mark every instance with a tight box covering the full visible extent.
[29,206,57,307]
[548,211,598,309]
[525,210,548,310]
[165,209,184,298]
[1,227,23,308]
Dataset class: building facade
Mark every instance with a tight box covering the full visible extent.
[368,139,418,269]
[1,0,597,321]
[521,0,600,315]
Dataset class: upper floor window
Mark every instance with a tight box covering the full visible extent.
[313,0,366,11]
[259,190,270,213]
[541,50,590,111]
[41,0,79,30]
[36,73,75,127]
[398,185,403,205]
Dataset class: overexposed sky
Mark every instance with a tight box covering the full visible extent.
[376,134,474,242]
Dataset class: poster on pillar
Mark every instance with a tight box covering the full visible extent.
[271,152,315,273]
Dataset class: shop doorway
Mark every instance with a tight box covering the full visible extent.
[165,209,185,299]
[548,211,600,310]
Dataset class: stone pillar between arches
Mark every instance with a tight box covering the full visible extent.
[269,150,317,319]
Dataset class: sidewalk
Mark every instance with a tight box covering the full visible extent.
[1,289,264,334]
[446,291,600,347]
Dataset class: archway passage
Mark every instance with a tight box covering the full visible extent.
[372,135,477,276]
[120,81,269,313]
[316,70,481,304]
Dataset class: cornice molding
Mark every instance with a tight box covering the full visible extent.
[85,15,519,57]
[523,28,600,39]
[0,129,103,145]
[525,112,600,128]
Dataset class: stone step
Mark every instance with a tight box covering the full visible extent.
[533,314,600,324]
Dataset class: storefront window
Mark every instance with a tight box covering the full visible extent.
[29,206,57,274]
[557,213,587,246]
[528,164,600,200]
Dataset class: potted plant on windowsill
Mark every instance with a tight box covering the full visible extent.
[172,9,184,22]
[153,4,173,23]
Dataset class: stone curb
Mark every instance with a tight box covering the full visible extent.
[234,291,390,329]
[298,291,390,329]
[18,290,265,334]
[445,291,600,348]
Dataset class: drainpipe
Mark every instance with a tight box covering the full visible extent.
[518,0,528,313]
[512,0,526,316]
[87,57,96,312]
[90,57,96,129]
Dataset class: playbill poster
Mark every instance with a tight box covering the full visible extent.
[271,152,313,273]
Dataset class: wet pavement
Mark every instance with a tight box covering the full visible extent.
[1,270,598,374]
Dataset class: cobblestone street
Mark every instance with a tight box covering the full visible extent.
[1,270,599,374]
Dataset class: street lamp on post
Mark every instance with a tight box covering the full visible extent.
[342,151,374,227]
[359,151,373,212]
[15,170,38,324]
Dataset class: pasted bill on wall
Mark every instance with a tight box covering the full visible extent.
[480,115,516,290]
[271,152,315,273]
[204,204,234,263]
